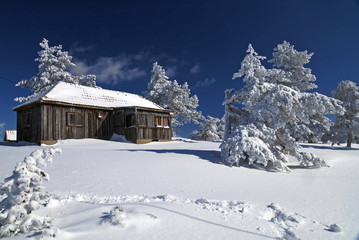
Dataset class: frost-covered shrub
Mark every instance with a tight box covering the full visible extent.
[104,206,127,227]
[0,148,61,238]
[220,124,290,171]
[189,130,201,140]
[190,116,223,142]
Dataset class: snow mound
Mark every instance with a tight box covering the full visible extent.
[194,197,252,214]
[261,203,343,240]
[263,203,305,239]
[101,205,158,229]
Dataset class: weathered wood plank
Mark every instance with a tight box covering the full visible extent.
[15,104,172,144]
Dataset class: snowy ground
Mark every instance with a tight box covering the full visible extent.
[0,138,358,240]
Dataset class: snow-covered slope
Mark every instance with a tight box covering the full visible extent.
[0,139,358,239]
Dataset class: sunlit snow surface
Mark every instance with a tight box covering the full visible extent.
[0,139,358,239]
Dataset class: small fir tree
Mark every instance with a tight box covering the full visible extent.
[190,116,222,141]
[0,148,61,238]
[330,80,359,147]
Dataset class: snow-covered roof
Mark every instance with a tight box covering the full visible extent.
[14,82,164,111]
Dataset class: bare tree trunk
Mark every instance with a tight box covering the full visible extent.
[347,132,352,148]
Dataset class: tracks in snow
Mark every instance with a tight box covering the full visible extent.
[46,193,340,240]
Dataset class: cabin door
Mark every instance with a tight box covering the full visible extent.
[66,112,84,139]
[88,110,107,139]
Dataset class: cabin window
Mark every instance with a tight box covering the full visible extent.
[125,115,135,128]
[163,117,170,127]
[67,112,83,127]
[155,116,170,127]
[155,116,163,127]
[24,112,32,127]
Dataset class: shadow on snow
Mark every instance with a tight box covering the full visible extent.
[117,148,222,165]
[0,141,37,147]
[301,144,359,151]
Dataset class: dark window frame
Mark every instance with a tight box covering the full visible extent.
[125,114,135,128]
[66,112,83,127]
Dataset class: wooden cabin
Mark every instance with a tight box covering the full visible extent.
[13,82,173,145]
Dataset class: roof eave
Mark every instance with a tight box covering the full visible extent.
[13,99,41,111]
[115,106,173,113]
[13,99,172,113]
[13,99,114,111]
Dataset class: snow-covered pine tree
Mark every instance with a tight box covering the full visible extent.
[0,148,61,238]
[268,40,317,91]
[144,62,172,106]
[189,116,222,141]
[330,80,359,147]
[144,62,202,127]
[221,43,341,171]
[169,80,203,126]
[15,38,97,102]
[268,41,341,143]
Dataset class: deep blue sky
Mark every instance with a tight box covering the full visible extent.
[1,0,359,138]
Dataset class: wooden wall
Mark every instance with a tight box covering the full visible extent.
[137,109,172,141]
[40,104,114,142]
[114,107,172,143]
[17,104,114,144]
[16,105,41,143]
[16,104,171,144]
